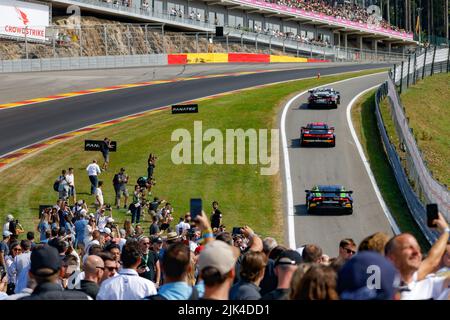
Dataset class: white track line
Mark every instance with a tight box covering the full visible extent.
[346,86,401,235]
[280,71,395,250]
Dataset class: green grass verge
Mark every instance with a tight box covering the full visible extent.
[0,68,386,245]
[400,73,450,187]
[352,90,430,250]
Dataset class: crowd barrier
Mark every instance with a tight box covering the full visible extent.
[374,46,450,244]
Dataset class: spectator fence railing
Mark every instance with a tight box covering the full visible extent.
[374,46,450,244]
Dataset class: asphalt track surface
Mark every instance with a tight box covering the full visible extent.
[283,72,394,256]
[0,63,387,156]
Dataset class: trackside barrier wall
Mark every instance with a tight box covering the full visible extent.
[0,54,168,72]
[0,52,325,72]
[166,53,326,64]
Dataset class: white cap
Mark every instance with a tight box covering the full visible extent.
[3,230,12,237]
[80,209,87,217]
[198,241,240,275]
[106,217,114,223]
[102,227,111,235]
[6,214,14,222]
[296,246,305,256]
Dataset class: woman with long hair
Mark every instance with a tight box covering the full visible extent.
[289,264,339,300]
[37,211,50,243]
[123,219,134,238]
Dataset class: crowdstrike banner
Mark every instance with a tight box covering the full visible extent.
[0,0,49,41]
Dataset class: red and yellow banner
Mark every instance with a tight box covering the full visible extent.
[168,53,328,65]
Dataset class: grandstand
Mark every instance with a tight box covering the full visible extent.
[0,0,418,62]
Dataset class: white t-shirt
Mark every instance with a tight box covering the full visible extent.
[400,271,448,300]
[84,224,93,246]
[3,222,9,234]
[66,174,75,186]
[95,188,104,207]
[96,214,107,230]
[86,163,101,176]
[179,221,191,234]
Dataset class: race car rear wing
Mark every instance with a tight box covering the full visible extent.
[301,126,335,130]
[305,190,353,194]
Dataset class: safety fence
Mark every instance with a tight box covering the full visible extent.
[374,46,450,244]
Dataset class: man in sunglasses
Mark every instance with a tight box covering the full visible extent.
[338,239,357,261]
[97,252,119,283]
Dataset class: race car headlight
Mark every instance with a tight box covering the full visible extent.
[310,203,317,207]
[345,204,352,207]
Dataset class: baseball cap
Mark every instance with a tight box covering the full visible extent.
[30,245,62,276]
[3,230,12,237]
[6,214,14,222]
[198,240,240,275]
[337,251,400,300]
[274,249,302,267]
[102,227,112,235]
[106,217,114,223]
[80,209,87,217]
[151,236,163,244]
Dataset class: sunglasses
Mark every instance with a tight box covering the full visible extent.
[344,248,356,255]
[13,248,22,252]
[105,266,118,272]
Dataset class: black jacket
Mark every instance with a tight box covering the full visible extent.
[20,282,91,300]
[79,280,100,300]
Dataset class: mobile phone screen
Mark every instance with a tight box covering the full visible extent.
[190,198,202,220]
[426,204,439,228]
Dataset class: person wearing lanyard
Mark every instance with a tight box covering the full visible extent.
[97,241,157,300]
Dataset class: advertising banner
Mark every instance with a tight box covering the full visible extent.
[0,0,49,41]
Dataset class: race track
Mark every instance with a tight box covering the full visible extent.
[0,63,387,156]
[282,72,394,256]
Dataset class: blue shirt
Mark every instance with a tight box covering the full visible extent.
[74,219,88,241]
[158,281,193,300]
[0,241,8,256]
[38,221,49,242]
[15,264,30,294]
[230,280,261,300]
[195,281,205,297]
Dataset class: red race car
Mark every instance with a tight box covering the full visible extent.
[300,122,335,147]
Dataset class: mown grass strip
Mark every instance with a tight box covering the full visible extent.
[399,73,450,187]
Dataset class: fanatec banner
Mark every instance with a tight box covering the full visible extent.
[0,0,49,41]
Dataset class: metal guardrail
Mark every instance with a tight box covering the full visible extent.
[374,83,439,244]
[374,46,450,244]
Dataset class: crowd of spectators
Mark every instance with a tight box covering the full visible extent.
[266,0,407,33]
[0,142,448,300]
[1,182,449,300]
[96,0,407,35]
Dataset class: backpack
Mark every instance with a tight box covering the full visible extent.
[146,286,199,300]
[53,180,60,192]
[113,174,120,186]
[137,176,147,188]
